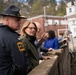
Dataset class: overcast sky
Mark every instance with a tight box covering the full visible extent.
[56,0,60,3]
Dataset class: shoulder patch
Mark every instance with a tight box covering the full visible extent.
[17,42,25,51]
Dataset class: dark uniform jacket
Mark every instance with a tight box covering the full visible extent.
[0,25,28,75]
[21,34,39,73]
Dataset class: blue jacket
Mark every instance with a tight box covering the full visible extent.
[43,37,59,50]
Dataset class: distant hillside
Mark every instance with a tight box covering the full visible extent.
[0,0,75,18]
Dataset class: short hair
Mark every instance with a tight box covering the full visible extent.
[47,30,55,39]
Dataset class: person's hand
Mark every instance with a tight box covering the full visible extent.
[40,33,48,43]
[41,33,48,39]
[48,48,54,51]
[42,56,52,60]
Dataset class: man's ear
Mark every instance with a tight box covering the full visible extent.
[3,16,10,25]
[3,16,8,21]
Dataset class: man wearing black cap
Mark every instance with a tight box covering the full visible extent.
[0,5,28,75]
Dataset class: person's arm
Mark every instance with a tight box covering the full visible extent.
[40,47,48,52]
[54,38,59,50]
[36,33,48,49]
[40,43,48,52]
[10,38,28,74]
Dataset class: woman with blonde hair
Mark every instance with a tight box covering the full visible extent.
[20,20,39,73]
[20,20,50,73]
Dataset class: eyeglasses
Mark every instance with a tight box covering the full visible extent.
[37,28,41,31]
[27,27,36,30]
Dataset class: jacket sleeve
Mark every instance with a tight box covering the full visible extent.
[9,38,28,74]
[54,38,59,49]
[40,43,48,52]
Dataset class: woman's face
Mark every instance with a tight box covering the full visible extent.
[25,23,36,36]
[47,33,49,38]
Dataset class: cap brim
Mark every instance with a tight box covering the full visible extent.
[0,14,27,19]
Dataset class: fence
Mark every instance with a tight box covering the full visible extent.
[27,47,71,75]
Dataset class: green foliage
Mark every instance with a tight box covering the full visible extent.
[0,0,67,17]
[29,0,58,17]
[0,0,5,13]
[46,0,57,15]
[56,0,66,16]
[50,0,57,6]
[30,0,43,17]
[28,0,34,6]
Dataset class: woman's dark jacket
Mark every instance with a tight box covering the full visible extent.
[21,34,39,72]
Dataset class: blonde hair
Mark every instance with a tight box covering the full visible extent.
[20,20,37,36]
